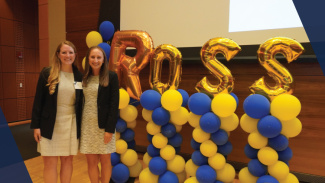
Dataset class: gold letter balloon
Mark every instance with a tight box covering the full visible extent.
[109,30,154,101]
[196,37,241,96]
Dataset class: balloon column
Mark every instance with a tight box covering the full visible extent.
[138,45,189,183]
[238,37,304,183]
[184,38,241,183]
[111,88,142,183]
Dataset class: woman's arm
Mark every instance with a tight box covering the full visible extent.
[105,72,120,133]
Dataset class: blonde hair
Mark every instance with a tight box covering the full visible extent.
[83,46,109,87]
[47,41,78,95]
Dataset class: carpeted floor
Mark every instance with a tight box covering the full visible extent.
[9,123,39,161]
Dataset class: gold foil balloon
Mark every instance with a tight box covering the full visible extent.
[149,44,182,94]
[109,30,154,100]
[250,37,304,100]
[196,38,241,96]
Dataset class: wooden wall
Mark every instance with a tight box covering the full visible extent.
[0,0,39,123]
[67,0,325,178]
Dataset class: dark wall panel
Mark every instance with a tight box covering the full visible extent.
[3,98,18,122]
[0,72,2,99]
[0,46,16,72]
[2,72,17,99]
[0,0,13,19]
[0,18,15,46]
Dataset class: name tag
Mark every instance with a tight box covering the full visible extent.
[74,82,83,89]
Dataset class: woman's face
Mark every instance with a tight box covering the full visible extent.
[58,44,76,66]
[89,48,104,72]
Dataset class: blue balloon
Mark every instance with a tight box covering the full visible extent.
[116,118,127,133]
[121,128,135,142]
[230,92,239,107]
[111,152,120,166]
[268,134,289,151]
[129,98,140,106]
[168,133,183,147]
[127,140,136,150]
[174,146,181,154]
[243,94,270,119]
[257,175,279,183]
[152,107,170,126]
[257,115,282,138]
[199,112,221,133]
[188,93,211,115]
[196,165,217,183]
[177,89,189,107]
[244,144,259,159]
[112,163,130,183]
[158,171,178,183]
[147,134,153,144]
[149,157,167,175]
[147,144,160,157]
[217,141,233,156]
[211,129,228,145]
[190,138,201,150]
[191,150,208,166]
[161,123,176,138]
[98,42,111,58]
[277,147,293,162]
[248,159,267,177]
[99,21,115,41]
[140,90,161,110]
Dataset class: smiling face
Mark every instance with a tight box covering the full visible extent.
[88,48,104,74]
[58,44,76,66]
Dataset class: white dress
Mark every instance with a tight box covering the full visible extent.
[80,75,116,154]
[37,71,79,156]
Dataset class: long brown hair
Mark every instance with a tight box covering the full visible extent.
[82,46,109,87]
[47,41,78,95]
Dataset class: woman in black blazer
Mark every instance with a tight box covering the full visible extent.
[80,46,119,183]
[30,41,83,183]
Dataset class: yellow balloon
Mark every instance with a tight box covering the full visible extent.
[167,155,186,174]
[174,124,182,133]
[200,140,218,157]
[208,153,226,170]
[258,147,278,166]
[161,89,183,111]
[82,57,86,70]
[192,127,211,143]
[185,159,199,177]
[86,31,103,48]
[211,93,237,117]
[281,118,302,138]
[170,107,189,125]
[120,105,138,122]
[152,133,168,149]
[142,108,153,122]
[126,120,137,129]
[238,167,258,183]
[142,152,152,166]
[278,173,299,183]
[176,171,187,183]
[220,113,239,132]
[216,163,236,183]
[268,161,289,180]
[184,177,199,183]
[160,145,176,161]
[119,88,130,109]
[248,130,268,149]
[139,167,159,183]
[146,121,161,135]
[271,94,301,121]
[116,139,128,154]
[120,149,138,166]
[129,160,143,177]
[240,113,258,133]
[188,112,201,128]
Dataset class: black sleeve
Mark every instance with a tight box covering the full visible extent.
[105,72,120,133]
[30,68,48,129]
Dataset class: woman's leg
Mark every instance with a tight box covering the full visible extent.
[99,154,112,183]
[60,155,74,183]
[43,156,58,183]
[86,154,100,183]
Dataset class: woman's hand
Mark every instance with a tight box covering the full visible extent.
[34,129,41,143]
[104,132,113,144]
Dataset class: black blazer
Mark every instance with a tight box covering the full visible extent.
[95,71,119,133]
[30,66,83,140]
